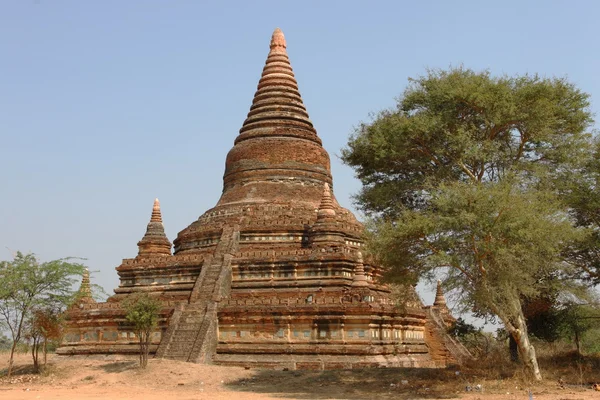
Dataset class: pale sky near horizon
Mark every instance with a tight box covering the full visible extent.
[1,1,599,325]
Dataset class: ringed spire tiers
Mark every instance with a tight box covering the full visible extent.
[433,280,447,307]
[77,268,96,304]
[317,183,336,219]
[352,252,369,287]
[218,28,332,207]
[236,27,319,144]
[151,198,163,223]
[137,198,172,257]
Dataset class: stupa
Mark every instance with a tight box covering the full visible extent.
[58,29,459,369]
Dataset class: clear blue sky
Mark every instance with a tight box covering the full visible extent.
[1,1,599,310]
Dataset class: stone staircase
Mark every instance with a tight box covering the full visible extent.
[425,307,472,366]
[156,226,239,362]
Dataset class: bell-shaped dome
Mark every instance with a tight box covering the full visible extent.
[174,29,362,254]
[218,28,332,207]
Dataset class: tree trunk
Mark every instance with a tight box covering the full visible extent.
[7,314,26,378]
[139,335,143,367]
[145,330,151,367]
[143,331,149,368]
[509,335,519,362]
[8,339,18,378]
[508,315,542,381]
[138,333,148,369]
[31,337,39,372]
[574,330,581,356]
[43,339,47,366]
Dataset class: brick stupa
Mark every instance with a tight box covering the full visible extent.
[58,29,460,369]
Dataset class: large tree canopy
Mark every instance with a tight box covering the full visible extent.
[343,68,593,217]
[342,67,595,380]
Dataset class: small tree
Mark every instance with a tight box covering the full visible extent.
[23,316,42,372]
[27,308,64,369]
[122,293,161,369]
[0,252,85,377]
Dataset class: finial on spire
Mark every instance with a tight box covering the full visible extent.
[317,183,336,219]
[270,27,286,52]
[151,198,162,223]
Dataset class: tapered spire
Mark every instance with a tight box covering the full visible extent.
[236,27,318,144]
[151,198,162,223]
[77,268,96,304]
[309,183,346,249]
[433,280,447,307]
[352,252,368,287]
[432,280,455,326]
[216,28,332,208]
[317,183,336,219]
[80,268,92,297]
[137,198,172,257]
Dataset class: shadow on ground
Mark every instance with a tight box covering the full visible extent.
[94,360,138,373]
[0,363,39,377]
[226,367,464,399]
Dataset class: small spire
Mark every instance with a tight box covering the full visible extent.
[80,268,91,297]
[317,183,336,219]
[151,198,162,223]
[433,280,447,306]
[78,268,95,304]
[269,27,287,54]
[137,198,172,257]
[352,251,368,287]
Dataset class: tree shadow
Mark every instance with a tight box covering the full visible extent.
[225,367,461,399]
[94,360,138,373]
[0,363,39,377]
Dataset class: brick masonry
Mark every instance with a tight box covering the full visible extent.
[57,28,467,369]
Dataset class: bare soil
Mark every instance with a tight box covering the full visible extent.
[1,351,599,399]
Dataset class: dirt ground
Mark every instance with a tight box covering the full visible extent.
[1,352,599,399]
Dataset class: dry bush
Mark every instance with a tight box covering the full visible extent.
[462,337,517,380]
[536,341,600,385]
[459,335,600,385]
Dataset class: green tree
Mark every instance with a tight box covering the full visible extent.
[0,252,85,377]
[342,67,594,380]
[122,293,161,369]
